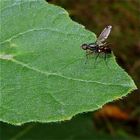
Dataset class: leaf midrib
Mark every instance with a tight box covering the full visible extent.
[3,58,130,88]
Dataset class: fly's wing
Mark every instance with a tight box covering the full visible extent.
[96,25,112,46]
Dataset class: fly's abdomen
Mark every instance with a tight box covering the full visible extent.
[105,47,112,53]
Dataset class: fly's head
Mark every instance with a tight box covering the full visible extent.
[81,43,89,50]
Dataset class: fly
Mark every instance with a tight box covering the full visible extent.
[81,25,112,63]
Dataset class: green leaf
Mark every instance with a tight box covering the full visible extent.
[1,115,138,140]
[0,0,137,125]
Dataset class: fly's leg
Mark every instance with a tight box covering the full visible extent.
[85,50,93,64]
[105,52,107,60]
[104,52,107,65]
[104,53,110,69]
[94,53,100,67]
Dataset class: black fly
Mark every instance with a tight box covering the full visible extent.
[81,25,112,63]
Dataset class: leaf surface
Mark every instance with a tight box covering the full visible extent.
[0,0,137,125]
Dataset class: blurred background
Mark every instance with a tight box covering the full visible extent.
[48,0,140,138]
[1,0,140,139]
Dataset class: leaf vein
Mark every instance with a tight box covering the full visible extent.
[10,59,128,87]
[0,27,88,45]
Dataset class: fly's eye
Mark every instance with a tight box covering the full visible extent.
[81,44,88,50]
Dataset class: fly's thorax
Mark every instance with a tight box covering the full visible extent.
[88,43,97,47]
[81,43,97,50]
[88,43,98,52]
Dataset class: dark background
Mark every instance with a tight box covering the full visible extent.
[48,0,140,137]
[1,0,140,139]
